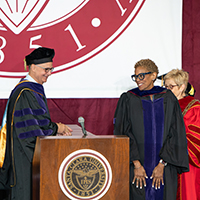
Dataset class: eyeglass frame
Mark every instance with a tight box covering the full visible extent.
[35,64,54,73]
[131,72,152,81]
[164,84,179,90]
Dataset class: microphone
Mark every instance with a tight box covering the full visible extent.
[78,116,87,136]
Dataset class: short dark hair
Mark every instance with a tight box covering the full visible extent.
[134,59,159,75]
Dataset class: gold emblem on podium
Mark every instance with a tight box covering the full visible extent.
[65,156,106,196]
[58,149,112,200]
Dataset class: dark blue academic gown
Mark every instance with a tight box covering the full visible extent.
[114,86,189,200]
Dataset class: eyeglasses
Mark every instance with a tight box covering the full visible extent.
[35,64,54,73]
[164,84,179,90]
[131,72,152,81]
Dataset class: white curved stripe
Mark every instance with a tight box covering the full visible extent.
[28,0,90,31]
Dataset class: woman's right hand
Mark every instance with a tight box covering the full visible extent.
[132,160,148,189]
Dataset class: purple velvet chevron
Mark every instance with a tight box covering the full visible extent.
[18,129,53,139]
[15,118,50,128]
[14,108,46,117]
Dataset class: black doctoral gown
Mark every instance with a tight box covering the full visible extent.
[114,86,189,200]
[0,79,58,200]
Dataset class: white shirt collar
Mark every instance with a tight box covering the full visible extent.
[24,74,37,83]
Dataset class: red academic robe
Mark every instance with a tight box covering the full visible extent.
[177,96,200,200]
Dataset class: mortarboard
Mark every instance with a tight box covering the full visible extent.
[24,47,55,70]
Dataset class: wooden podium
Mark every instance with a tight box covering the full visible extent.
[32,125,129,200]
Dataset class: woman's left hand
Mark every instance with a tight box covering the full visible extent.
[150,163,164,189]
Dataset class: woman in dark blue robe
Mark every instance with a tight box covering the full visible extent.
[114,59,189,200]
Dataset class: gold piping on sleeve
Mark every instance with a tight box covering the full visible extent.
[0,124,7,168]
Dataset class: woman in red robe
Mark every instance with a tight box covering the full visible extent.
[164,69,200,200]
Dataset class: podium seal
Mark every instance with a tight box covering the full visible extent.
[58,149,112,200]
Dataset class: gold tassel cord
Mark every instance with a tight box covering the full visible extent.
[0,124,7,168]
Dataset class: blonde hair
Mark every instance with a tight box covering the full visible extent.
[134,59,159,75]
[164,69,189,92]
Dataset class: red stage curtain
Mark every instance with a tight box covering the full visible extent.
[47,98,118,135]
[0,98,118,135]
[182,0,200,99]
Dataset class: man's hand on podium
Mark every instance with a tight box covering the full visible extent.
[56,123,73,136]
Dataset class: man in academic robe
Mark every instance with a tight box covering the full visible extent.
[0,47,72,200]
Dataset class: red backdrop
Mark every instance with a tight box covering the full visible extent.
[182,0,200,100]
[0,0,199,135]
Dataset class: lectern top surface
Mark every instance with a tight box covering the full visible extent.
[39,124,128,139]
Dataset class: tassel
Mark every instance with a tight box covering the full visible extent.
[24,59,27,71]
